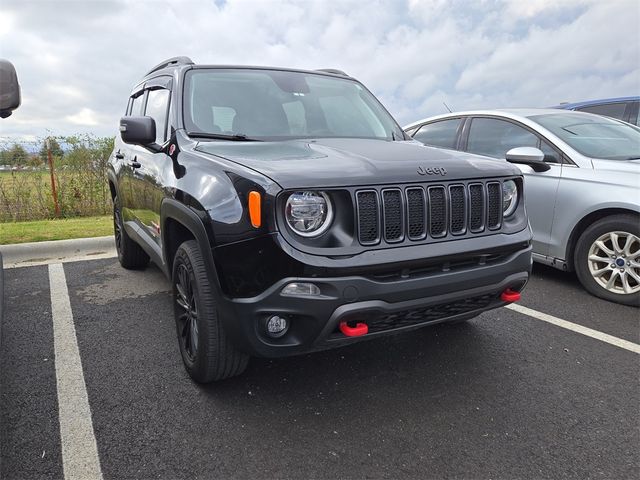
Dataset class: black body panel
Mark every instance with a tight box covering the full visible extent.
[195,138,520,188]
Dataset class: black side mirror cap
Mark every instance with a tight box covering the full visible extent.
[0,59,21,118]
[120,116,161,152]
[505,147,551,172]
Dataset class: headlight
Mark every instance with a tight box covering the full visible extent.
[285,191,333,237]
[502,180,518,217]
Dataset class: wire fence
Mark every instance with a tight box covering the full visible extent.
[0,135,114,222]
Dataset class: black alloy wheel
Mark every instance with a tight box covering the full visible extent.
[172,240,249,382]
[113,202,123,253]
[175,262,199,364]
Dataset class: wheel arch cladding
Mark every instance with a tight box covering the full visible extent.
[161,198,219,286]
[108,180,117,201]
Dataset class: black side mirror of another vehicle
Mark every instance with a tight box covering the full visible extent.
[120,116,162,152]
[505,147,551,172]
[0,59,21,119]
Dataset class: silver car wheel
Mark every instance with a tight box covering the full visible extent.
[587,230,640,295]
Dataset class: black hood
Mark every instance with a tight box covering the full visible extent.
[194,138,519,189]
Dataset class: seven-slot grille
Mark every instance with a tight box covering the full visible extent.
[356,181,504,246]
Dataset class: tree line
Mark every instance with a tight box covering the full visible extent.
[0,135,115,221]
[0,135,113,168]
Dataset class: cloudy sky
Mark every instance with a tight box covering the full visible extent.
[0,0,638,140]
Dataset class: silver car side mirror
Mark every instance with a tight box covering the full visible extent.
[505,147,550,172]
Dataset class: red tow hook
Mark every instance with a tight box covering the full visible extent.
[501,288,521,303]
[339,321,369,337]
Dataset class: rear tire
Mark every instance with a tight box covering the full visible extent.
[172,240,249,383]
[574,215,639,306]
[113,195,149,269]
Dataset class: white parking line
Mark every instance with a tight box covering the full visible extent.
[49,263,103,480]
[4,251,117,269]
[506,303,640,354]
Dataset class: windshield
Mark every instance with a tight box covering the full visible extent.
[530,113,640,160]
[183,68,404,141]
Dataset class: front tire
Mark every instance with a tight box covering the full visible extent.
[113,196,149,269]
[574,215,640,306]
[172,240,249,383]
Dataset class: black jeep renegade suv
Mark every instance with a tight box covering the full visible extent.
[108,57,532,383]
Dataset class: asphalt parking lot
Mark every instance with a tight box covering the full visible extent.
[1,256,638,479]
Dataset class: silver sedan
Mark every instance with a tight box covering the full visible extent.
[405,109,640,306]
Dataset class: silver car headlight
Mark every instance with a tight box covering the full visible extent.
[502,180,519,217]
[285,191,333,237]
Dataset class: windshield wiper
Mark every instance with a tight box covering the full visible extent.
[187,131,262,142]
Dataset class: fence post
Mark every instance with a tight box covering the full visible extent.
[46,137,60,217]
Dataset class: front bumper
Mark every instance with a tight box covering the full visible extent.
[217,243,532,357]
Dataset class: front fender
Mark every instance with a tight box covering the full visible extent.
[171,150,280,246]
[161,198,217,275]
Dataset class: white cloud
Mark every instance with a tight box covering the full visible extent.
[0,0,637,139]
[455,1,640,107]
[47,84,87,100]
[0,10,17,37]
[65,108,100,126]
[504,0,596,19]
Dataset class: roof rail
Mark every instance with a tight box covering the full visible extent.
[316,68,349,77]
[146,56,194,76]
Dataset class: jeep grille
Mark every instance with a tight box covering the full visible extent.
[355,180,504,246]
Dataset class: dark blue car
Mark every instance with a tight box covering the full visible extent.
[552,96,639,126]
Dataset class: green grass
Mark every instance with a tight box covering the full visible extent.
[0,169,50,182]
[0,169,111,222]
[0,215,113,244]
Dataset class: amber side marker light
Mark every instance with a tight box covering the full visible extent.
[248,191,262,228]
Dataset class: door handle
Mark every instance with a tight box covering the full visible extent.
[131,156,141,169]
[115,151,125,160]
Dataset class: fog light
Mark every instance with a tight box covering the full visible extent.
[281,282,321,297]
[266,315,289,338]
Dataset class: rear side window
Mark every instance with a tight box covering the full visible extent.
[145,89,170,144]
[467,118,538,159]
[576,102,627,121]
[412,119,462,149]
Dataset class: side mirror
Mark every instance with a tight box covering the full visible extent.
[0,59,21,118]
[119,116,161,152]
[505,147,550,172]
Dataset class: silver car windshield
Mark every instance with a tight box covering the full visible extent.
[183,68,404,141]
[531,113,640,160]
